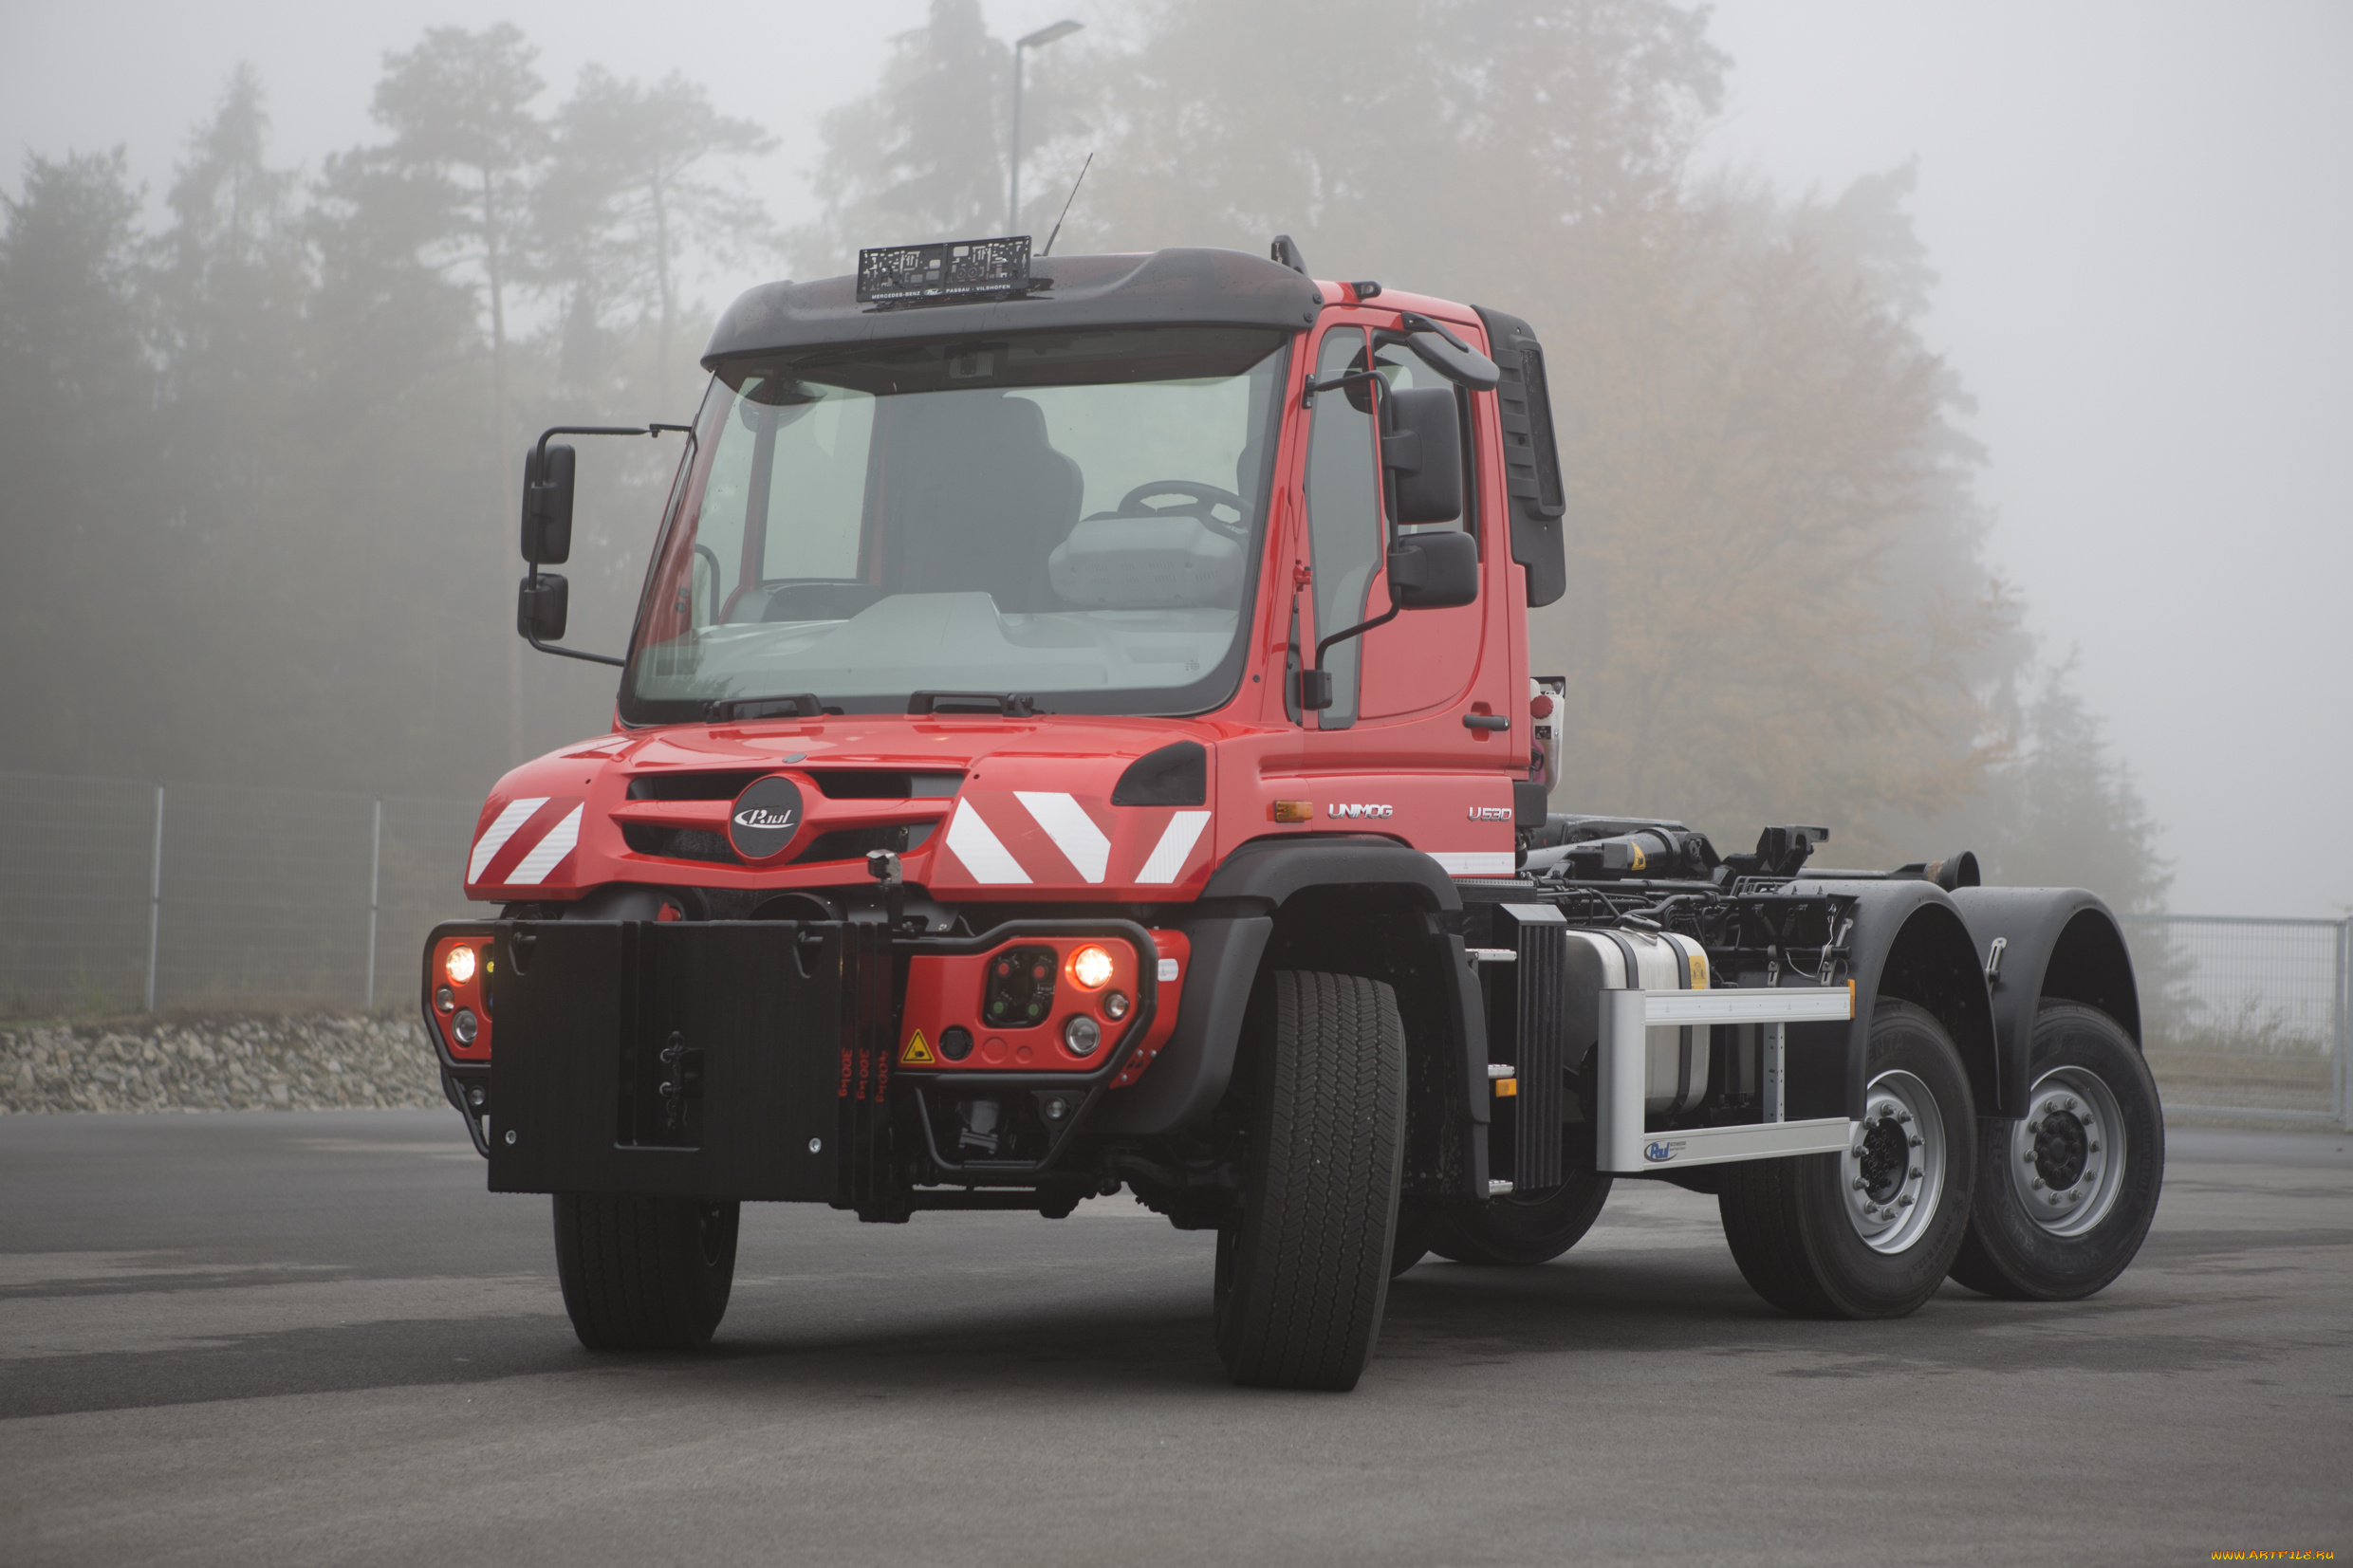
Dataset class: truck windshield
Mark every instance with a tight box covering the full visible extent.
[620,324,1292,723]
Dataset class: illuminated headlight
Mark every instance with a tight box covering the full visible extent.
[1103,990,1130,1021]
[453,1007,479,1045]
[1064,1015,1102,1056]
[445,945,478,985]
[1067,944,1115,989]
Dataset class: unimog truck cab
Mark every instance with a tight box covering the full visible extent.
[425,237,2162,1390]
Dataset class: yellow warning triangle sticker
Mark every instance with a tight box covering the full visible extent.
[899,1030,936,1066]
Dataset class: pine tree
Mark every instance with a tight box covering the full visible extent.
[538,67,773,407]
[367,24,547,764]
[789,0,1012,274]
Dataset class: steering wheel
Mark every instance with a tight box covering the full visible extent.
[1113,480,1251,542]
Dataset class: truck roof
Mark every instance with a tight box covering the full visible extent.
[700,247,1325,368]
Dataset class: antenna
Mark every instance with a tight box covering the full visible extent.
[1040,153,1094,258]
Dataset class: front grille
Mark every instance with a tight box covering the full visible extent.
[621,819,939,867]
[627,769,963,802]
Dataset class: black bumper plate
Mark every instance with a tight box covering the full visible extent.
[486,920,858,1202]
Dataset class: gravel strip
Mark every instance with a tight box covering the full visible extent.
[1,1014,443,1114]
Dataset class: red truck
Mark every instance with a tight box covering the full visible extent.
[424,236,2162,1391]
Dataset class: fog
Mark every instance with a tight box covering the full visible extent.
[3,0,2345,917]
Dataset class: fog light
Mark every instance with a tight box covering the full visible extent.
[452,1007,479,1045]
[435,986,455,1013]
[1103,989,1130,1021]
[1067,944,1114,989]
[1064,1015,1102,1056]
[444,945,477,985]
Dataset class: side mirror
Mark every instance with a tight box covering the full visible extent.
[517,573,569,643]
[1382,386,1463,525]
[1387,529,1478,610]
[521,443,576,564]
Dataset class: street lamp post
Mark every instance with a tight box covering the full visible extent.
[1010,19,1083,234]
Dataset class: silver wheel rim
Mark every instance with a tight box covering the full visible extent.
[1842,1069,1947,1254]
[2008,1066,2126,1236]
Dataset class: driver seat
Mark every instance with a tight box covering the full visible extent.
[879,393,1081,613]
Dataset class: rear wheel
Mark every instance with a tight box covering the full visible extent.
[553,1193,739,1351]
[1949,1004,2163,1301]
[1430,1167,1613,1265]
[1214,970,1406,1391]
[1718,1000,1977,1319]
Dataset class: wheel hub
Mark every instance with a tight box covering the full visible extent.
[1841,1069,1946,1255]
[2008,1067,2126,1237]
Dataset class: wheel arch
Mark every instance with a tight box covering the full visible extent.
[1093,835,1488,1198]
[1948,887,2142,1118]
[1807,880,1998,1122]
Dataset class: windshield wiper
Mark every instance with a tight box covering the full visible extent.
[706,692,826,721]
[907,692,1039,717]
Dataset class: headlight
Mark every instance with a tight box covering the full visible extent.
[1067,944,1114,989]
[452,1007,479,1045]
[1064,1015,1102,1056]
[444,945,478,986]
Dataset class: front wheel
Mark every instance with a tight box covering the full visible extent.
[1718,1000,1978,1319]
[553,1193,739,1351]
[1214,970,1406,1390]
[1948,1004,2163,1301]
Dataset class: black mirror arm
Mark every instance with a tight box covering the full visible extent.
[525,630,627,669]
[1311,593,1403,678]
[1394,311,1470,354]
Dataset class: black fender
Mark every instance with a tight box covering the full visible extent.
[1947,887,2140,1118]
[1094,835,1490,1197]
[1797,880,1999,1123]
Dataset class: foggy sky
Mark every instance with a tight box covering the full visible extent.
[4,0,2346,916]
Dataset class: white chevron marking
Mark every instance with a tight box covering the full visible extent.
[946,802,1031,884]
[505,804,584,885]
[1016,791,1111,882]
[1136,810,1212,884]
[468,797,548,882]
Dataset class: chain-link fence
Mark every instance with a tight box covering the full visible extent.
[0,772,478,1018]
[2121,913,2348,1128]
[4,770,2348,1127]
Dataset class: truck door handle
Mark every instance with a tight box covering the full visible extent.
[1462,713,1511,731]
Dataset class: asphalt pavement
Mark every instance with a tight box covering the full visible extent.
[2,1109,2346,1566]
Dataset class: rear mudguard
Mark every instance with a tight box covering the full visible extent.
[1093,834,1491,1199]
[1947,887,2141,1117]
[1793,879,1999,1122]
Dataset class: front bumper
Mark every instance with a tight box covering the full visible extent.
[420,917,1163,1213]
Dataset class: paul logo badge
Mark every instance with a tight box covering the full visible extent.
[1643,1140,1686,1164]
[728,774,806,860]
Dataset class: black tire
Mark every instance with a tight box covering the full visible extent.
[1214,970,1406,1391]
[1949,1003,2163,1301]
[1430,1167,1613,1265]
[553,1193,739,1351]
[1718,1000,1977,1319]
